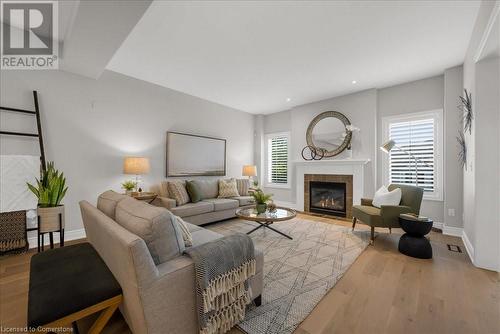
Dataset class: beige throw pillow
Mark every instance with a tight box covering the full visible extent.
[236,178,250,196]
[168,180,190,205]
[218,178,240,198]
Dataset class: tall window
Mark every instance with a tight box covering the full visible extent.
[265,132,290,187]
[382,110,443,200]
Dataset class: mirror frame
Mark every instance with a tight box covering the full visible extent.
[306,111,352,158]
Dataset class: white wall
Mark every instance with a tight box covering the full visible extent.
[0,70,255,238]
[462,0,499,271]
[377,75,446,223]
[260,89,377,204]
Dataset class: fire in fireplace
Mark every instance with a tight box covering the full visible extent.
[309,181,347,217]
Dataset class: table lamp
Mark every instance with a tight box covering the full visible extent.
[242,165,257,185]
[123,157,150,192]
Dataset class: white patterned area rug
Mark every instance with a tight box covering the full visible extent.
[207,218,369,334]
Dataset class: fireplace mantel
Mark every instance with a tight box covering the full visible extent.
[293,158,370,166]
[294,158,371,213]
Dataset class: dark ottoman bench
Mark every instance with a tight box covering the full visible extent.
[28,242,122,333]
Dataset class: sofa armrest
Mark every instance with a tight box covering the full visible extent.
[380,205,413,225]
[361,198,374,206]
[152,196,176,209]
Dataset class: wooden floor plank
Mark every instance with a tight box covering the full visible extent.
[1,215,498,334]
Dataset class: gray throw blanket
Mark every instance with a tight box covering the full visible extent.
[184,233,256,334]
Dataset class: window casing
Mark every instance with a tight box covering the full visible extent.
[265,132,290,188]
[382,110,443,201]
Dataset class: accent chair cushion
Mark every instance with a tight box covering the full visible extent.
[170,201,214,218]
[202,198,239,211]
[115,197,185,265]
[97,190,128,220]
[185,180,203,203]
[218,178,240,198]
[191,179,219,199]
[236,178,250,196]
[352,205,383,226]
[372,186,402,208]
[168,180,190,206]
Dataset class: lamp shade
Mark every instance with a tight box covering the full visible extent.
[242,165,257,177]
[380,139,396,153]
[123,157,150,175]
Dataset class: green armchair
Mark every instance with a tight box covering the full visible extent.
[352,184,424,244]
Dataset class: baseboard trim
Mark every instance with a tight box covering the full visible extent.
[433,221,444,230]
[27,228,86,249]
[443,225,463,237]
[462,230,475,264]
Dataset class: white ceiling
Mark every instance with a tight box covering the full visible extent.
[107,0,480,114]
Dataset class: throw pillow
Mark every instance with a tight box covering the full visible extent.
[372,186,402,208]
[236,178,250,196]
[185,180,203,203]
[175,215,193,247]
[218,178,240,198]
[115,197,185,265]
[168,180,190,205]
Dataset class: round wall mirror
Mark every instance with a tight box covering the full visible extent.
[306,111,352,157]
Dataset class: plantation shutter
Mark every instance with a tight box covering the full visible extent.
[389,118,435,192]
[268,135,288,184]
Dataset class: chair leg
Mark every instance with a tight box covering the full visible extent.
[370,226,375,245]
[389,227,392,234]
[41,233,44,251]
[49,232,54,249]
[352,217,357,231]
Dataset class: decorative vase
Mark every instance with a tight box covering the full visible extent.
[37,205,65,233]
[256,203,267,214]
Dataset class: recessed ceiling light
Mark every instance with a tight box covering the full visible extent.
[286,98,291,102]
[352,80,357,84]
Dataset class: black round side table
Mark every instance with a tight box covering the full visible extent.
[398,214,433,259]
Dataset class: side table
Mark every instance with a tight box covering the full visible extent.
[398,214,433,259]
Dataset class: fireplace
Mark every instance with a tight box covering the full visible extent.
[309,181,347,217]
[304,174,353,219]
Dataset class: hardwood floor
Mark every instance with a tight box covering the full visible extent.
[1,214,498,334]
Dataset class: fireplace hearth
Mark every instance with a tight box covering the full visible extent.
[309,181,347,217]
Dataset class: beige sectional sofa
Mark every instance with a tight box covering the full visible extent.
[150,179,254,225]
[79,190,263,334]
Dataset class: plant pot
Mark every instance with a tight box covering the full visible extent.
[256,203,267,214]
[37,205,65,233]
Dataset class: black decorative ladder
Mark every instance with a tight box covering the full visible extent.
[0,91,46,252]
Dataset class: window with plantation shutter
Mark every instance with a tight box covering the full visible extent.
[382,110,443,200]
[266,132,290,187]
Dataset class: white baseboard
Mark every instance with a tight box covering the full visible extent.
[462,230,475,264]
[27,228,86,249]
[443,225,463,237]
[433,221,444,230]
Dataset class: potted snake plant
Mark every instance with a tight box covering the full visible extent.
[27,162,68,234]
[251,189,273,214]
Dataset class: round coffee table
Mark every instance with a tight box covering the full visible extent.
[236,207,297,240]
[398,214,433,259]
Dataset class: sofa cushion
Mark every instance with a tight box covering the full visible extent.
[97,190,128,220]
[202,198,239,211]
[185,180,202,203]
[236,179,250,196]
[170,201,214,218]
[191,179,219,199]
[231,196,255,206]
[218,178,240,198]
[191,228,223,247]
[186,222,203,233]
[168,181,190,206]
[115,197,185,265]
